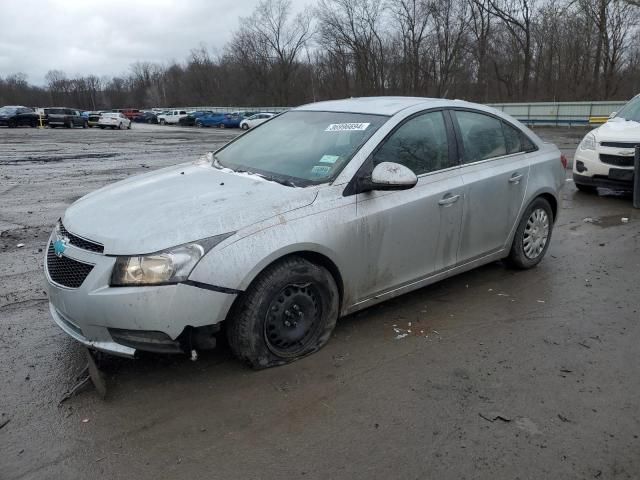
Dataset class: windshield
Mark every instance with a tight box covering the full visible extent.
[615,96,640,122]
[0,107,17,115]
[215,111,388,186]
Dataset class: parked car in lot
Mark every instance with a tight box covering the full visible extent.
[178,111,214,127]
[115,108,142,121]
[573,94,640,192]
[47,108,88,128]
[157,110,188,125]
[45,97,564,368]
[133,111,158,124]
[240,112,275,130]
[87,111,105,127]
[98,112,131,130]
[0,106,39,127]
[195,112,242,128]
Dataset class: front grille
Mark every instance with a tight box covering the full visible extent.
[46,243,94,288]
[600,141,640,149]
[599,154,635,167]
[59,222,104,253]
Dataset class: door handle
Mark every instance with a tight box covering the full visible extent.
[438,194,460,206]
[509,173,524,183]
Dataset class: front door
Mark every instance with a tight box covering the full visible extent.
[353,110,464,301]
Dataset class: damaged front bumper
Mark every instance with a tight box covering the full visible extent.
[45,236,237,358]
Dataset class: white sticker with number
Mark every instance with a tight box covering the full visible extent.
[325,122,370,132]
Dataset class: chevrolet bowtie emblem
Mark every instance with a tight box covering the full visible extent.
[53,235,69,258]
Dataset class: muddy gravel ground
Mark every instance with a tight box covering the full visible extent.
[1,124,639,479]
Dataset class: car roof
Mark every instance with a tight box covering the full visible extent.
[294,96,481,116]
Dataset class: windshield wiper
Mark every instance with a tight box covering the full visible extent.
[259,174,297,188]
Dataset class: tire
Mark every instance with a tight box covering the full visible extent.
[160,119,166,125]
[227,256,340,369]
[218,123,225,129]
[30,120,38,128]
[119,122,125,130]
[506,197,554,269]
[241,123,249,130]
[99,126,105,129]
[50,125,56,129]
[82,121,88,129]
[66,120,73,129]
[8,120,17,128]
[127,123,132,130]
[575,182,597,193]
[195,121,203,128]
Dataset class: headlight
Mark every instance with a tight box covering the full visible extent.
[110,233,233,286]
[579,133,596,151]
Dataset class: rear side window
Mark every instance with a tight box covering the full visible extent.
[454,110,506,163]
[502,121,536,153]
[372,111,453,175]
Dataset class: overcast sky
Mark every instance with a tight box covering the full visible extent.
[0,0,312,86]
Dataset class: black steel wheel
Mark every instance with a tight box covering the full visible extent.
[264,283,323,357]
[227,256,339,369]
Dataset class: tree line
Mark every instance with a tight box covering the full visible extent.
[1,0,639,110]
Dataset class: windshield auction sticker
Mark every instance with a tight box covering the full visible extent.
[325,123,370,132]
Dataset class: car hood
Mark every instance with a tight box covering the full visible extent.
[595,118,640,142]
[62,160,318,255]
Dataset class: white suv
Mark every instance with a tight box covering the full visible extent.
[573,94,639,192]
[157,110,188,125]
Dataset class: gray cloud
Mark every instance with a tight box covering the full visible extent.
[0,0,311,85]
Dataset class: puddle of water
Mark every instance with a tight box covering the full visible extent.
[582,214,634,228]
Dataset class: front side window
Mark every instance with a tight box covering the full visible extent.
[454,110,507,163]
[215,111,388,186]
[372,111,452,175]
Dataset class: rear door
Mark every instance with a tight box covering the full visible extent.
[353,109,464,301]
[450,109,533,263]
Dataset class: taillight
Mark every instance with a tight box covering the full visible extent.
[560,154,568,169]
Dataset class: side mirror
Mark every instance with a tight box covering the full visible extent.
[358,162,418,193]
[609,111,617,119]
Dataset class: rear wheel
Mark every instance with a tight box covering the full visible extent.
[195,121,203,128]
[506,197,554,269]
[66,119,73,129]
[226,256,339,369]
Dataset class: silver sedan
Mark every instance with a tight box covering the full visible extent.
[45,97,565,368]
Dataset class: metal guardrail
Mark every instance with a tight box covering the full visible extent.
[488,101,627,126]
[150,100,629,126]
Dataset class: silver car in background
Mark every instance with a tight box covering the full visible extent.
[45,97,565,368]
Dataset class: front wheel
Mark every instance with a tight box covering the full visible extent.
[241,123,249,130]
[506,197,554,269]
[160,119,166,125]
[226,256,339,369]
[218,123,225,129]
